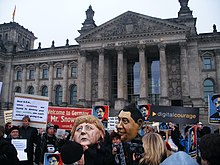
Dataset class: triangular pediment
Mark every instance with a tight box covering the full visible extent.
[76,11,189,42]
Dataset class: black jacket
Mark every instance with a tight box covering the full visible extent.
[0,137,19,165]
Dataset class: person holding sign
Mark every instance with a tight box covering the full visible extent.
[0,125,19,165]
[19,116,41,165]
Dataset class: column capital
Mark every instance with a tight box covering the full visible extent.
[158,43,166,50]
[179,42,187,48]
[79,50,89,57]
[116,47,124,53]
[97,48,105,55]
[137,44,146,52]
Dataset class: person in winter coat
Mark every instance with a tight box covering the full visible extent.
[19,116,41,165]
[69,115,112,165]
[0,125,19,165]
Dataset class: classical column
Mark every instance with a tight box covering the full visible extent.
[34,63,40,95]
[180,42,191,104]
[158,43,169,105]
[115,47,125,110]
[138,45,148,104]
[215,49,220,92]
[97,49,105,104]
[3,61,12,108]
[85,56,92,107]
[21,64,27,93]
[62,60,68,105]
[78,50,87,105]
[117,47,124,99]
[48,62,54,105]
[123,55,128,101]
[8,63,14,106]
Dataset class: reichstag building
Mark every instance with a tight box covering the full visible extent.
[0,0,219,124]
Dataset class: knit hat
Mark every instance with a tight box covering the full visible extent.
[9,126,20,134]
[60,141,83,164]
[46,123,54,131]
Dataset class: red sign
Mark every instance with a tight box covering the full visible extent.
[47,106,92,130]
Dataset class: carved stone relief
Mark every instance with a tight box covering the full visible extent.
[91,56,98,101]
[167,49,182,99]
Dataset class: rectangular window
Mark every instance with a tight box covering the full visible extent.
[42,69,48,79]
[16,71,22,80]
[56,68,62,78]
[203,57,212,70]
[71,66,77,78]
[29,70,34,79]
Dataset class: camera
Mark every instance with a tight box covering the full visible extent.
[129,143,144,160]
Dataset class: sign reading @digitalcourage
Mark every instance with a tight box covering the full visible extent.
[149,105,199,124]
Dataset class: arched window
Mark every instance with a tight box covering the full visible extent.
[41,86,48,97]
[15,86,21,93]
[203,79,214,102]
[55,85,62,105]
[70,85,77,105]
[28,86,34,95]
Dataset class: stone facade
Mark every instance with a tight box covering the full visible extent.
[0,0,220,126]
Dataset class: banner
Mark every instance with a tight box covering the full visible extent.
[48,106,92,130]
[12,93,49,128]
[149,105,199,124]
[208,93,220,124]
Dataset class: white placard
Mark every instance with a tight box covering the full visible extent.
[12,93,49,129]
[11,139,27,161]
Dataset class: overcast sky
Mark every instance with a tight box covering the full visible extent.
[0,0,219,49]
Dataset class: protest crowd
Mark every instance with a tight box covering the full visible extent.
[0,102,220,165]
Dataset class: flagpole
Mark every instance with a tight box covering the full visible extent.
[12,5,16,22]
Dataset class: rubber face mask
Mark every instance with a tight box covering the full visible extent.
[73,122,102,146]
[116,110,139,142]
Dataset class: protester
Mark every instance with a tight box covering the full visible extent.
[134,132,167,165]
[6,125,22,140]
[64,115,112,165]
[0,125,19,165]
[116,103,144,142]
[4,122,12,137]
[199,133,220,165]
[110,131,132,165]
[116,103,145,164]
[39,123,59,165]
[19,115,41,165]
[169,122,184,151]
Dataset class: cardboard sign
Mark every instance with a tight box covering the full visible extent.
[92,105,109,128]
[12,93,49,128]
[208,93,220,124]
